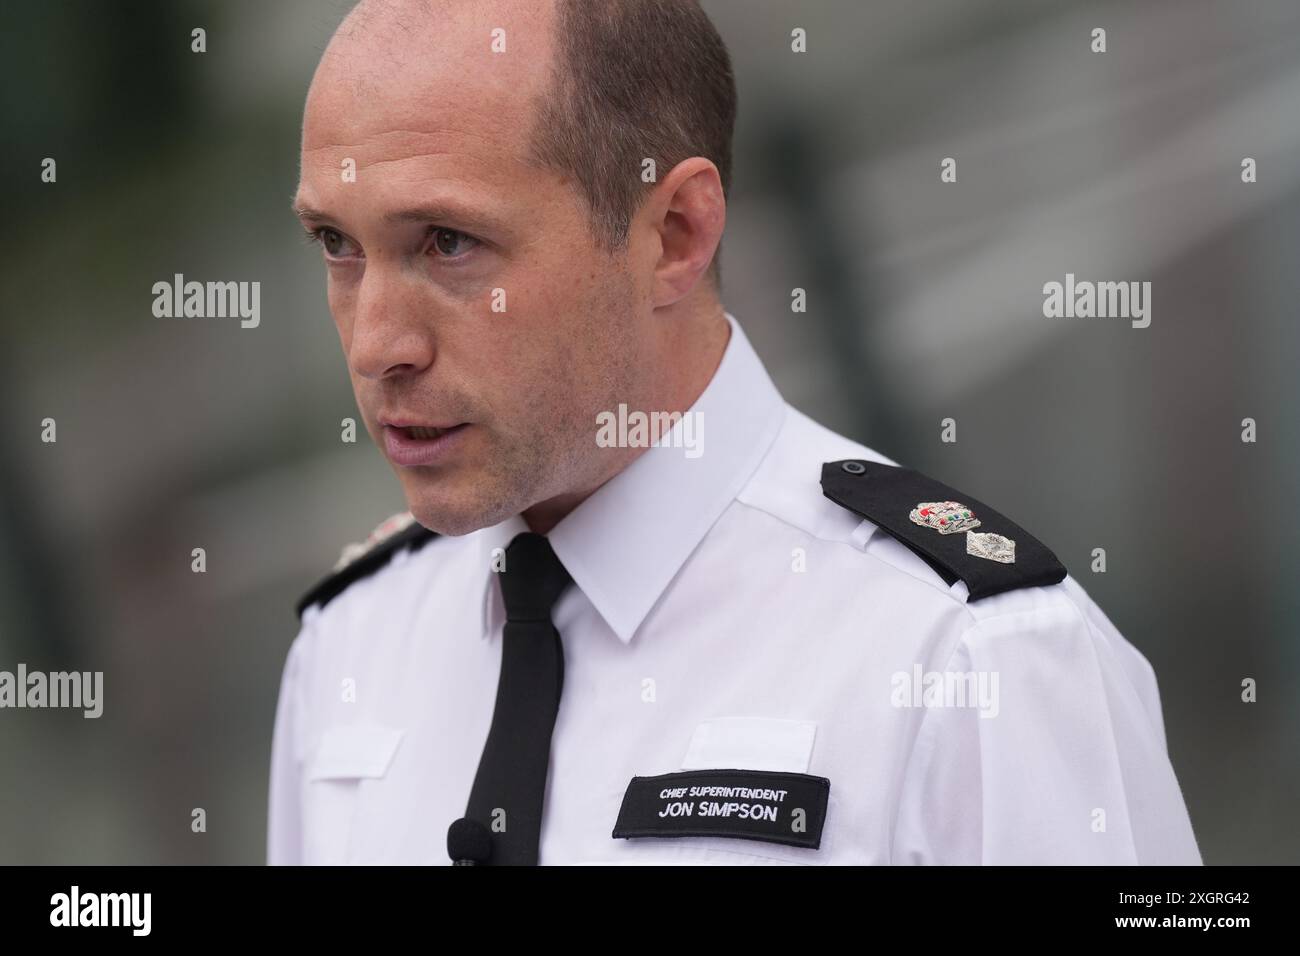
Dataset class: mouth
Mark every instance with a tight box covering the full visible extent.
[381,421,472,467]
[403,425,458,440]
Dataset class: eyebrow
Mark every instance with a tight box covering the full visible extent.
[291,200,331,222]
[291,197,503,232]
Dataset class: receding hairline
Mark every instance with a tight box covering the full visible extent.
[316,0,734,278]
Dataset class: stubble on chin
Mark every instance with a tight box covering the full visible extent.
[403,268,643,536]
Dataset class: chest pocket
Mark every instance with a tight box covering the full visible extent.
[682,716,817,774]
[303,724,404,865]
[612,716,834,866]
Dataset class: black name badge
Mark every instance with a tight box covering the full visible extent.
[612,769,830,849]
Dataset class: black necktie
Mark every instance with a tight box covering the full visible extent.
[450,532,572,865]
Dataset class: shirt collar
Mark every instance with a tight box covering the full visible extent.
[479,311,786,644]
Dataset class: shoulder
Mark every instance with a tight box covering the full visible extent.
[740,407,1166,709]
[739,408,1167,711]
[739,404,1067,607]
[294,512,441,618]
[819,456,1067,602]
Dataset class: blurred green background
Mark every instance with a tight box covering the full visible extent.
[1,0,1296,864]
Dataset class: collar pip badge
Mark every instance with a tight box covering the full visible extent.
[910,499,1016,564]
[909,501,981,534]
[967,530,1016,564]
[295,512,439,618]
[821,461,1065,599]
[334,511,418,570]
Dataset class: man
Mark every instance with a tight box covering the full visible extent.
[269,0,1201,865]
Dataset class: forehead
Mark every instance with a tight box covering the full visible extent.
[300,1,555,185]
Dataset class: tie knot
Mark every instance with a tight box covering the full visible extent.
[498,532,572,621]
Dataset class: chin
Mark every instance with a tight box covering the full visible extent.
[401,482,514,537]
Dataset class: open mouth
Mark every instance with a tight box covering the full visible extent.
[382,422,471,466]
[405,425,457,440]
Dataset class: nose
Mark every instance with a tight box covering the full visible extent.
[346,264,436,381]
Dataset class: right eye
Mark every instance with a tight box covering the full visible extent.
[305,227,360,259]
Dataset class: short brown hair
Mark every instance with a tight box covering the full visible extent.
[525,0,736,286]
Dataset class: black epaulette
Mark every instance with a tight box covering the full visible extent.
[821,459,1066,601]
[295,514,439,618]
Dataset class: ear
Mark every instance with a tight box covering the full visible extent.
[640,157,726,308]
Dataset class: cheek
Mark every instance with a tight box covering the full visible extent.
[326,281,355,351]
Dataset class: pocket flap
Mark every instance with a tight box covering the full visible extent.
[681,717,817,774]
[307,724,405,781]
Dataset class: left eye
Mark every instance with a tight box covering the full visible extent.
[431,228,478,257]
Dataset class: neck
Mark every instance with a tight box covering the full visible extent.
[522,294,731,535]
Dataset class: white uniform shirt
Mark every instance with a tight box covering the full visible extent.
[268,312,1202,865]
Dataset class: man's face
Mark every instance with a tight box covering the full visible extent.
[294,1,650,535]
